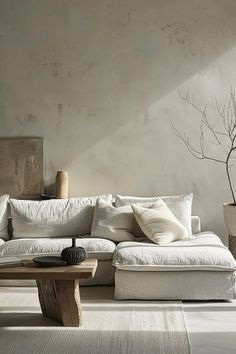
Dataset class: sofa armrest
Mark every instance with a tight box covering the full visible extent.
[191,216,201,234]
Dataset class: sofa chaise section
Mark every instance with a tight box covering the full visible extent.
[113,232,236,300]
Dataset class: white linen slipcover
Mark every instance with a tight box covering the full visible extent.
[0,195,9,240]
[113,232,236,271]
[10,195,112,238]
[114,269,236,300]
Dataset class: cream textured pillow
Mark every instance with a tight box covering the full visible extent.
[115,193,193,236]
[131,200,188,245]
[91,198,136,242]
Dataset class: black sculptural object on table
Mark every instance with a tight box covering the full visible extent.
[61,237,87,265]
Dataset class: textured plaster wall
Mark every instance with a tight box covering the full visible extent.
[1,0,236,241]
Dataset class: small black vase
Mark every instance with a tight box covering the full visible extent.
[61,238,87,265]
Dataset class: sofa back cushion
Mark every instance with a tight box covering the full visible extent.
[10,195,112,238]
[0,195,9,240]
[115,193,193,236]
[91,198,136,242]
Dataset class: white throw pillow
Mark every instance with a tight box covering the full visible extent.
[0,195,9,240]
[132,200,188,245]
[91,198,136,242]
[10,195,112,239]
[115,193,193,236]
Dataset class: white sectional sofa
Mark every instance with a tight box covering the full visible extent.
[0,193,235,300]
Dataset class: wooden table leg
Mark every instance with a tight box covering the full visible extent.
[36,279,81,326]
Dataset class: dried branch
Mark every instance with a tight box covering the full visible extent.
[174,88,236,203]
[171,120,226,164]
[178,90,227,153]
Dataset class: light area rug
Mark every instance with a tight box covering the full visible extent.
[0,286,191,354]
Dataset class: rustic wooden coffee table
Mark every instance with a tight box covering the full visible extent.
[0,259,97,327]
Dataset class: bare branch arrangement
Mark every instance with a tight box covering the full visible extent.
[172,88,236,204]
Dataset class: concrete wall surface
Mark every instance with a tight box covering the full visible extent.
[1,0,236,241]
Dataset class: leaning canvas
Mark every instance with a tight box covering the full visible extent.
[0,138,43,198]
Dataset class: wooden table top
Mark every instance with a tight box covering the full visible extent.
[0,259,97,280]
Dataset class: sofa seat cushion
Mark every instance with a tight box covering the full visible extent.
[0,237,116,261]
[113,232,236,271]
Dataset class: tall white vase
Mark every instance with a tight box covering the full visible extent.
[56,171,68,199]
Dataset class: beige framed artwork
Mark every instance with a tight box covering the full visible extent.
[0,138,43,198]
